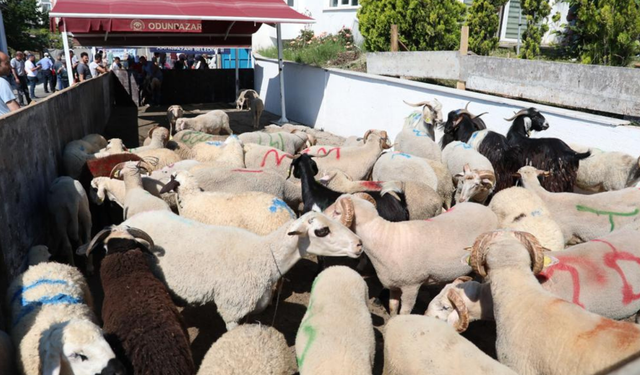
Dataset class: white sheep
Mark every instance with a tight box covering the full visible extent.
[130,125,169,154]
[134,148,183,172]
[324,196,498,315]
[7,262,122,375]
[442,141,496,204]
[251,97,264,129]
[489,186,565,251]
[189,134,245,168]
[91,175,177,211]
[94,138,128,157]
[264,124,346,146]
[425,158,455,209]
[372,151,439,194]
[319,169,443,220]
[122,210,362,331]
[113,161,171,219]
[239,130,315,154]
[302,129,392,180]
[62,134,114,179]
[394,99,443,160]
[47,176,91,266]
[243,143,294,178]
[81,133,108,150]
[427,222,640,330]
[172,130,228,148]
[401,98,443,141]
[296,266,375,375]
[236,89,259,110]
[197,324,296,375]
[518,166,640,244]
[175,109,233,135]
[576,151,640,192]
[167,105,184,134]
[161,170,296,235]
[468,230,640,375]
[383,315,516,375]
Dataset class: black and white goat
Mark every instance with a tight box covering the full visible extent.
[289,154,409,221]
[505,107,590,192]
[439,107,521,193]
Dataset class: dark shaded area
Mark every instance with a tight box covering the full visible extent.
[161,69,254,105]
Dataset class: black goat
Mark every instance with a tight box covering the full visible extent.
[439,107,521,193]
[505,108,590,192]
[289,154,410,221]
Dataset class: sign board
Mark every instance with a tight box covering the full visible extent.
[151,47,218,55]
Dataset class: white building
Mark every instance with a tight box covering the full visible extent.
[252,0,569,51]
[37,0,52,12]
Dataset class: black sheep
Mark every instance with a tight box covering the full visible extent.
[505,107,590,192]
[84,226,195,375]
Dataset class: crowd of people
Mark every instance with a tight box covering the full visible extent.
[1,48,223,116]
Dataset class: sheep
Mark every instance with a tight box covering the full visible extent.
[239,130,315,154]
[264,124,346,146]
[489,186,564,251]
[251,97,264,129]
[442,141,496,204]
[63,135,118,179]
[236,89,259,110]
[296,266,374,375]
[172,129,228,148]
[90,175,173,209]
[95,138,128,157]
[189,167,302,208]
[244,143,294,178]
[428,225,640,330]
[399,98,444,142]
[122,210,363,330]
[81,133,108,150]
[324,196,498,315]
[167,105,184,134]
[468,230,640,375]
[576,151,640,192]
[82,225,195,375]
[342,135,364,147]
[425,158,456,209]
[372,151,439,195]
[129,125,169,154]
[383,315,516,375]
[47,176,91,266]
[175,109,233,135]
[302,129,392,180]
[517,166,640,244]
[7,261,124,375]
[506,108,591,192]
[198,324,296,375]
[134,148,183,172]
[112,161,171,219]
[319,169,443,220]
[159,170,296,235]
[189,134,245,167]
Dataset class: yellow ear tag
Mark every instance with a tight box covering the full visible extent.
[543,255,559,268]
[461,254,472,266]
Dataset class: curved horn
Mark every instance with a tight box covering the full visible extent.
[465,101,471,111]
[504,108,530,122]
[472,112,488,120]
[447,289,470,333]
[125,226,155,249]
[512,231,546,275]
[354,193,377,208]
[403,100,433,108]
[477,170,496,186]
[147,125,160,138]
[84,226,115,257]
[339,198,355,228]
[362,130,372,144]
[468,232,501,278]
[109,162,127,179]
[454,276,473,283]
[306,133,317,146]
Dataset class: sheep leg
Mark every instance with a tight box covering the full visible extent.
[389,289,401,316]
[399,284,421,315]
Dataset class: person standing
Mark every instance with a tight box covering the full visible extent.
[0,52,20,115]
[37,52,55,93]
[10,51,30,105]
[53,53,69,90]
[69,50,79,82]
[110,57,122,71]
[76,52,92,82]
[25,54,41,99]
[89,54,107,77]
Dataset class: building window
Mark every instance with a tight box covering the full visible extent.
[287,0,294,6]
[330,0,358,7]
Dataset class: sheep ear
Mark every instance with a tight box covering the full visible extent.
[41,338,62,375]
[446,309,460,328]
[286,217,310,237]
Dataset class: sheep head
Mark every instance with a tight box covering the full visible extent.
[514,166,550,187]
[148,125,170,146]
[425,276,474,333]
[504,107,549,132]
[363,130,392,149]
[324,193,377,228]
[454,165,495,203]
[285,212,363,259]
[468,231,547,278]
[79,225,155,257]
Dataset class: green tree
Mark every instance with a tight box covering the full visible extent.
[565,0,640,66]
[358,0,467,52]
[466,0,509,55]
[519,0,551,59]
[1,0,50,52]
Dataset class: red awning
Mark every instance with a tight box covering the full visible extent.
[50,0,313,47]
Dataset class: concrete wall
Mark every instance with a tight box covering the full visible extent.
[254,54,638,155]
[367,52,640,117]
[0,74,114,286]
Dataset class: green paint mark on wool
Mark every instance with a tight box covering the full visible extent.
[576,205,639,232]
[296,276,321,367]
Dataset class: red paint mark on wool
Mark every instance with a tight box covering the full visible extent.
[260,149,292,167]
[594,239,640,305]
[303,147,341,159]
[539,259,585,308]
[359,181,383,190]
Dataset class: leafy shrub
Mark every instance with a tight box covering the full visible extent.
[467,0,509,55]
[357,0,467,52]
[519,0,552,59]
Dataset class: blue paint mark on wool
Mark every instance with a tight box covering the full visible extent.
[14,293,84,327]
[531,210,542,217]
[454,142,472,150]
[391,152,412,159]
[205,141,223,146]
[269,198,296,219]
[470,131,480,141]
[11,279,68,303]
[412,129,430,137]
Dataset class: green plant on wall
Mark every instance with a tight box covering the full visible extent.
[564,0,640,66]
[466,0,509,55]
[357,0,467,52]
[519,0,551,59]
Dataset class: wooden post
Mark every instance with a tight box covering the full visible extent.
[390,24,398,52]
[457,25,469,90]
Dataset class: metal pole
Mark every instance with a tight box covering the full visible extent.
[235,48,239,100]
[276,23,288,124]
[0,9,8,54]
[61,24,75,85]
[516,6,522,56]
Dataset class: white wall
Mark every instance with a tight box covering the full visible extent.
[254,55,638,155]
